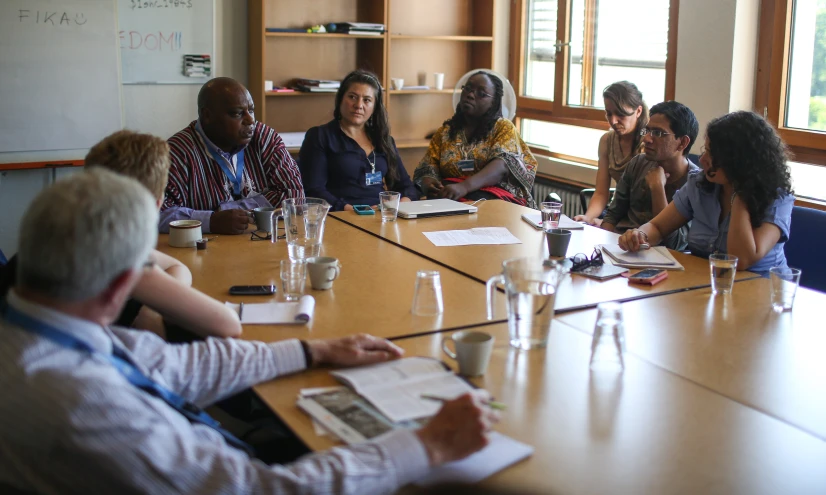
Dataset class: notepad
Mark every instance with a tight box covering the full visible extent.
[224,295,315,324]
[331,357,475,423]
[521,212,585,230]
[599,244,684,270]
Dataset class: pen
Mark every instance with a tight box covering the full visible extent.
[238,302,244,321]
[420,394,507,411]
[640,243,650,250]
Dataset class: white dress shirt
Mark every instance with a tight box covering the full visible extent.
[0,291,430,494]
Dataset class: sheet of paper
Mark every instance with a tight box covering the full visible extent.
[521,212,584,230]
[415,432,534,486]
[422,227,522,246]
[279,131,305,149]
[331,357,447,390]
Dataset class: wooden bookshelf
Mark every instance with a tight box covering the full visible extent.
[249,0,496,171]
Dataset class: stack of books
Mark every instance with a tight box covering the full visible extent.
[293,78,341,93]
[331,22,384,36]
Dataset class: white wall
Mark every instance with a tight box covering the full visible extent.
[123,0,248,138]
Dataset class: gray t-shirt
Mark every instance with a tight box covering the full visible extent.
[603,155,700,250]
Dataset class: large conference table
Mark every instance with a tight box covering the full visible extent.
[158,200,826,493]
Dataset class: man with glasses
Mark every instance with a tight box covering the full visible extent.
[600,100,700,250]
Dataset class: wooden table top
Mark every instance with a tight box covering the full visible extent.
[556,277,826,441]
[331,201,759,313]
[156,219,506,342]
[256,321,826,494]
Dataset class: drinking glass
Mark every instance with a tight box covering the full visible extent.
[379,191,401,223]
[280,259,306,301]
[411,270,444,316]
[274,198,330,262]
[589,302,625,373]
[541,201,563,230]
[769,266,802,312]
[709,253,738,294]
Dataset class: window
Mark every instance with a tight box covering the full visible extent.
[513,0,676,118]
[510,0,678,156]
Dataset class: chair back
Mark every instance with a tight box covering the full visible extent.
[0,248,6,266]
[785,206,826,293]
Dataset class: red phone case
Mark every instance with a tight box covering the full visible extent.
[628,270,669,285]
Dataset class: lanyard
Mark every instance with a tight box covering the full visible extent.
[2,304,253,456]
[207,148,246,197]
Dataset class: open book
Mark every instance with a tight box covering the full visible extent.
[224,295,315,324]
[521,212,584,230]
[331,357,475,423]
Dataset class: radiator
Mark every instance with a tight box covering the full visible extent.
[532,178,583,218]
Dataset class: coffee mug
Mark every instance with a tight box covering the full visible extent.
[442,330,494,376]
[546,228,572,257]
[252,207,279,233]
[168,220,202,248]
[391,78,404,90]
[306,256,341,290]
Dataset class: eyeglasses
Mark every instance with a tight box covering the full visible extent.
[460,85,494,99]
[569,248,604,273]
[250,229,286,241]
[640,127,674,138]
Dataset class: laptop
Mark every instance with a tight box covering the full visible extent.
[397,199,478,219]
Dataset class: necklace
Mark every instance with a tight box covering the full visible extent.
[367,150,376,173]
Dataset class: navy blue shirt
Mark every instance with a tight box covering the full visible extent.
[298,120,419,211]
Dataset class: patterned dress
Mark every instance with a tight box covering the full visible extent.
[413,118,538,208]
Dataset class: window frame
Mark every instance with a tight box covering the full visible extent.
[759,0,826,166]
[508,0,680,143]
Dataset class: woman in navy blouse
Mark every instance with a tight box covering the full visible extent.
[298,70,418,211]
[619,111,794,274]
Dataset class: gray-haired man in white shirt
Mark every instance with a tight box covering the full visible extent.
[0,169,499,494]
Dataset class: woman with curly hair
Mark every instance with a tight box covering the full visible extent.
[413,71,537,207]
[618,111,794,273]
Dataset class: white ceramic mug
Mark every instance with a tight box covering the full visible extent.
[168,220,202,248]
[433,72,445,90]
[442,330,494,376]
[391,78,404,90]
[264,80,274,92]
[306,256,341,290]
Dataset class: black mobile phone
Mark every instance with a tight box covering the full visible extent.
[229,285,276,296]
[629,269,667,279]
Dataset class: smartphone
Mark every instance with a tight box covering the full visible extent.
[353,205,375,215]
[628,269,669,285]
[229,285,276,296]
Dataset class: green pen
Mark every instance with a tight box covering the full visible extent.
[420,394,507,411]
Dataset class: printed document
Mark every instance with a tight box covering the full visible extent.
[423,227,522,247]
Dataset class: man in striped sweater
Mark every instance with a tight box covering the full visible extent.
[160,77,304,234]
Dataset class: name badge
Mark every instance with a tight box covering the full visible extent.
[457,160,475,174]
[365,171,383,186]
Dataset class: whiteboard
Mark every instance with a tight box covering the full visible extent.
[118,0,214,84]
[0,0,122,153]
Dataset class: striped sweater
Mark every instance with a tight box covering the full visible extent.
[162,121,304,215]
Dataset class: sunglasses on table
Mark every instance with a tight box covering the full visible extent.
[568,248,604,273]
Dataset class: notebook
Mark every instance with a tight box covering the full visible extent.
[397,199,477,219]
[599,244,684,270]
[224,295,315,324]
[521,212,585,230]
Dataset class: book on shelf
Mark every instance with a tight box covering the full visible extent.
[295,86,339,93]
[331,22,385,34]
[346,30,383,36]
[296,357,534,485]
[294,78,341,89]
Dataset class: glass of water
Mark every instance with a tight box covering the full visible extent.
[769,266,802,312]
[379,191,401,223]
[709,253,738,294]
[280,259,306,301]
[589,302,625,373]
[541,201,563,230]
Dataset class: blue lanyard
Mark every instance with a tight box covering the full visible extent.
[208,148,246,197]
[2,304,253,456]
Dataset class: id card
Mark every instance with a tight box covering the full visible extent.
[457,160,475,174]
[365,171,383,185]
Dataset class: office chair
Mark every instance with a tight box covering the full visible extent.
[579,188,615,216]
[784,206,826,293]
